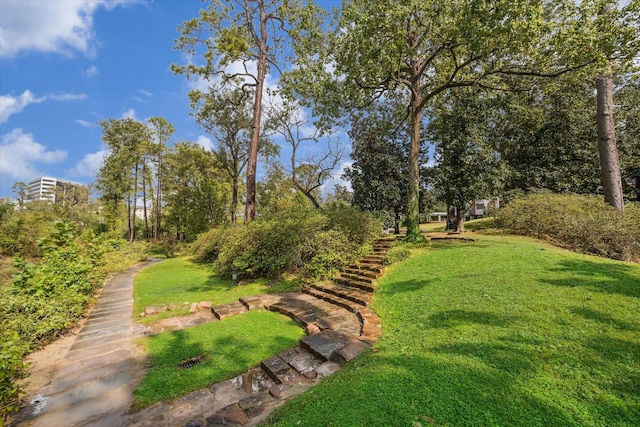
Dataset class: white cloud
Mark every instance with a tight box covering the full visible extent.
[0,0,144,58]
[195,135,215,151]
[0,90,44,123]
[138,89,153,97]
[84,65,99,78]
[75,119,95,127]
[0,128,67,180]
[68,149,108,177]
[121,108,137,120]
[0,90,87,123]
[49,93,88,102]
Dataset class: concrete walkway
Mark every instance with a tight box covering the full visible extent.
[12,260,161,427]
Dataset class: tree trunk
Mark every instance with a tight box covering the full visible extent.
[231,176,239,224]
[446,205,456,231]
[130,165,139,243]
[596,73,624,210]
[406,70,423,241]
[155,151,162,240]
[142,163,149,239]
[244,1,267,222]
[453,206,466,233]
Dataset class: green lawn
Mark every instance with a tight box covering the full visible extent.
[267,234,640,426]
[133,257,272,322]
[133,310,304,409]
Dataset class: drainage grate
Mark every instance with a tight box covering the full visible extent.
[178,355,205,369]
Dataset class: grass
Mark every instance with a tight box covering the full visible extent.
[132,309,304,410]
[133,257,274,322]
[267,233,640,426]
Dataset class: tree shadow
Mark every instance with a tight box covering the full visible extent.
[542,259,640,298]
[427,310,520,328]
[571,306,638,331]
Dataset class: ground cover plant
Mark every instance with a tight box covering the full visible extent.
[0,220,147,420]
[132,310,304,409]
[133,257,276,323]
[267,233,640,426]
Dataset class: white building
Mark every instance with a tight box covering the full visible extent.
[27,177,88,204]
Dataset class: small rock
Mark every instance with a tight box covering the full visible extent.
[144,306,157,315]
[168,303,176,311]
[306,323,321,335]
[206,403,248,426]
[157,305,168,313]
[303,370,317,379]
[139,312,145,317]
[189,302,198,314]
[268,384,288,399]
[197,301,212,310]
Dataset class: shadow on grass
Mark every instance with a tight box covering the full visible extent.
[571,306,638,331]
[427,310,520,328]
[543,259,640,298]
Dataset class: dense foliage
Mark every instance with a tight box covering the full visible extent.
[496,193,640,262]
[190,205,383,279]
[0,220,147,420]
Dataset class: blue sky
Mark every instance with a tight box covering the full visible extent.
[0,0,343,198]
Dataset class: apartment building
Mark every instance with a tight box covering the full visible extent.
[27,177,88,204]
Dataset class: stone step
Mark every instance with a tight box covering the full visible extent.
[330,339,372,367]
[357,307,382,344]
[359,254,386,265]
[343,267,382,280]
[211,301,248,320]
[338,272,376,285]
[300,329,352,362]
[334,275,377,292]
[347,263,387,275]
[302,284,367,311]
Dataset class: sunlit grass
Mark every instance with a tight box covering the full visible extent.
[268,234,640,426]
[132,310,304,410]
[133,257,270,322]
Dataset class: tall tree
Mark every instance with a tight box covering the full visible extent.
[493,79,601,195]
[147,117,175,240]
[96,118,149,242]
[427,87,504,233]
[189,87,252,223]
[344,101,410,234]
[173,0,323,222]
[162,142,231,240]
[288,0,612,240]
[593,1,639,210]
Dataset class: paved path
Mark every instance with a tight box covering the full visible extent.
[12,260,161,427]
[12,237,395,426]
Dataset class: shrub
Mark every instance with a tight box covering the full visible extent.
[496,192,640,262]
[190,206,383,280]
[0,221,147,420]
[383,245,412,266]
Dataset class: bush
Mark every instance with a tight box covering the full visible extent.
[496,192,640,262]
[383,245,412,266]
[189,206,383,279]
[0,221,147,420]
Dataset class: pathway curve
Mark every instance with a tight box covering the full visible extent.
[12,237,395,426]
[12,259,162,427]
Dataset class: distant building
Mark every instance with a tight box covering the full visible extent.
[27,177,88,204]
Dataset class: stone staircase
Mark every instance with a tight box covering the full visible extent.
[128,237,395,427]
